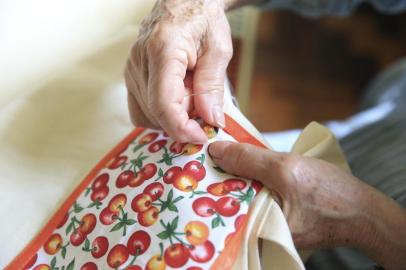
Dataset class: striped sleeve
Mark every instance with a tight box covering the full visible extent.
[260,0,406,17]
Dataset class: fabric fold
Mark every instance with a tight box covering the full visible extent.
[224,93,350,270]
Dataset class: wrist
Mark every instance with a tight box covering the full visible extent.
[346,182,406,269]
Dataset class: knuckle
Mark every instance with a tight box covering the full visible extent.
[146,25,171,54]
[279,153,298,171]
[213,40,233,61]
[231,143,251,168]
[268,152,297,182]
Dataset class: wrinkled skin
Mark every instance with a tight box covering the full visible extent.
[125,0,233,143]
[209,141,406,270]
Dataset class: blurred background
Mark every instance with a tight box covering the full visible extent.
[227,4,406,131]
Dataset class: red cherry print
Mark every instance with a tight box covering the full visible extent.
[183,161,206,181]
[148,139,167,153]
[131,193,152,213]
[127,230,151,256]
[70,229,86,246]
[185,221,209,246]
[143,182,164,201]
[183,144,203,155]
[107,155,127,170]
[173,171,198,192]
[163,166,182,184]
[43,233,62,255]
[56,212,69,229]
[203,124,218,139]
[80,262,98,270]
[107,244,130,268]
[169,141,186,154]
[189,240,215,263]
[251,180,263,193]
[126,266,142,270]
[33,264,51,270]
[137,206,159,226]
[207,182,229,196]
[215,197,240,217]
[79,213,97,234]
[146,255,166,270]
[187,267,203,270]
[91,236,109,258]
[90,185,109,202]
[223,178,247,191]
[192,197,216,217]
[24,253,38,269]
[99,207,118,225]
[92,173,109,191]
[116,170,134,188]
[164,243,190,268]
[140,163,157,180]
[128,172,145,187]
[108,193,127,213]
[139,132,159,145]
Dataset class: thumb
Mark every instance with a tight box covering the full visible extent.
[209,141,287,186]
[193,43,232,129]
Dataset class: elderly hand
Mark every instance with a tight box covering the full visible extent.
[125,0,233,143]
[209,141,406,269]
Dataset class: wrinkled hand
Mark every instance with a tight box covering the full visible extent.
[208,141,381,250]
[125,0,232,143]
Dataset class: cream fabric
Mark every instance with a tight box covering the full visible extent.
[0,1,154,266]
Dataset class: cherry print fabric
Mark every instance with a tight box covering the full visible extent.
[9,122,263,270]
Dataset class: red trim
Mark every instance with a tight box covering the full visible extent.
[7,113,266,270]
[224,114,266,148]
[210,115,267,270]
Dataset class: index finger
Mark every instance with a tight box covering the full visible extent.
[148,48,208,143]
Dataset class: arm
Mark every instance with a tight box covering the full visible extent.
[209,141,406,270]
[354,181,406,269]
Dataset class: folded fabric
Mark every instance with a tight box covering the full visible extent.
[4,114,278,270]
[6,103,348,270]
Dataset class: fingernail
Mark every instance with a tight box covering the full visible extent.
[212,104,225,128]
[209,141,233,160]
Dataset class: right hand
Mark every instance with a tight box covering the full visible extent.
[208,141,406,269]
[125,0,233,143]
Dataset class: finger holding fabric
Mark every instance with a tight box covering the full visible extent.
[209,141,406,270]
[125,0,233,143]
